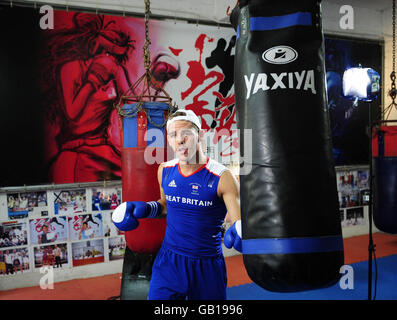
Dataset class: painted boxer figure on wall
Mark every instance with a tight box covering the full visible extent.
[41,12,180,183]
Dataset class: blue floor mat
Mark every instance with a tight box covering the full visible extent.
[227,254,397,300]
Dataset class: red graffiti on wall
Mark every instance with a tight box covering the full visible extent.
[181,34,237,157]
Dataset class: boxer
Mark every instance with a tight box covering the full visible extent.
[113,109,241,300]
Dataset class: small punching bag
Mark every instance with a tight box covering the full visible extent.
[121,102,168,253]
[231,0,344,292]
[118,102,169,300]
[372,125,397,234]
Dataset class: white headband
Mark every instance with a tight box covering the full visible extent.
[166,109,201,131]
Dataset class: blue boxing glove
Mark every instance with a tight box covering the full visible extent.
[112,201,162,231]
[224,220,242,252]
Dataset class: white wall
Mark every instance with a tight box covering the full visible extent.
[0,258,123,291]
[21,0,238,23]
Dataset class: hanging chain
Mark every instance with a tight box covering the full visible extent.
[391,0,396,91]
[114,0,176,126]
[143,0,152,73]
[393,0,396,75]
[385,0,397,120]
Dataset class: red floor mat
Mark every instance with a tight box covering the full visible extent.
[1,232,397,300]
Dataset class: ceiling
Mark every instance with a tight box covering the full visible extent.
[12,0,397,31]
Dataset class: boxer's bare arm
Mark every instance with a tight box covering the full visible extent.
[218,170,241,223]
[157,163,167,215]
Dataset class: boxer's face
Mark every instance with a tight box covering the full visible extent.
[167,120,199,163]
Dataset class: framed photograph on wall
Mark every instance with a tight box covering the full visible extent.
[108,236,126,261]
[68,213,103,241]
[0,221,28,249]
[33,243,68,269]
[71,239,105,267]
[29,217,68,245]
[344,207,365,228]
[53,189,86,215]
[336,168,370,208]
[7,191,47,220]
[103,212,124,237]
[0,247,30,276]
[91,187,122,211]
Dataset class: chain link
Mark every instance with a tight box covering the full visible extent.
[389,0,397,102]
[143,0,151,72]
[384,0,397,120]
[393,0,396,74]
[113,0,176,126]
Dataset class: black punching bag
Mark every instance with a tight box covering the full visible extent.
[231,0,344,292]
[373,126,397,234]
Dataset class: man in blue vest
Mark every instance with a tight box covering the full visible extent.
[112,109,242,300]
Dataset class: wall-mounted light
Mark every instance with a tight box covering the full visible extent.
[342,66,380,103]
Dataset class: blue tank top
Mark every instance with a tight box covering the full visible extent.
[161,157,228,257]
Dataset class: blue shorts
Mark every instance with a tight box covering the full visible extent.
[148,245,227,300]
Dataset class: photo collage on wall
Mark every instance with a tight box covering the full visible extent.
[0,186,125,277]
[336,168,369,228]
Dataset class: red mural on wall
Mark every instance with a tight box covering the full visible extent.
[182,33,237,157]
[39,11,236,184]
[40,12,180,184]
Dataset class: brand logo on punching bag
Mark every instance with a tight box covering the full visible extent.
[262,46,298,64]
[244,70,317,99]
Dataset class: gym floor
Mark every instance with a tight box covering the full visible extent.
[1,232,396,300]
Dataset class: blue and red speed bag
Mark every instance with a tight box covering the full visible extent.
[121,102,169,253]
